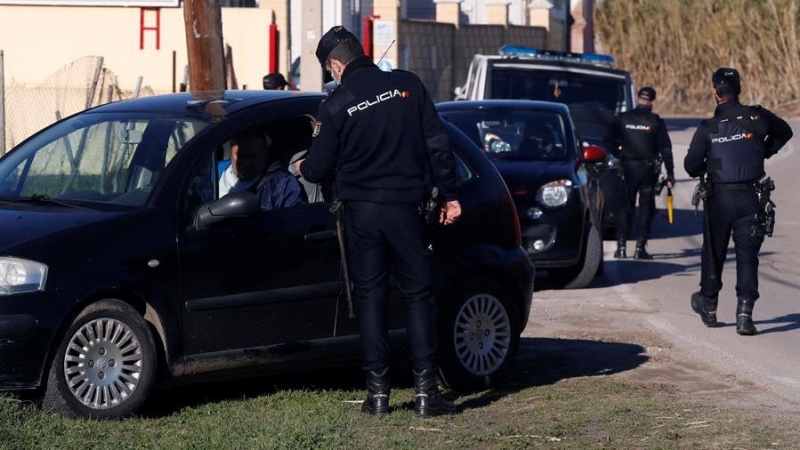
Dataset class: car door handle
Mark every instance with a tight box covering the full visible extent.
[304,229,337,242]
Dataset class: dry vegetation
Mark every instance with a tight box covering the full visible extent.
[596,0,800,115]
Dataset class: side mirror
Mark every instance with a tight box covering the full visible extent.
[194,191,260,231]
[453,86,465,100]
[582,145,607,164]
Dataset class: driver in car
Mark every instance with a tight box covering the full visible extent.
[220,130,307,210]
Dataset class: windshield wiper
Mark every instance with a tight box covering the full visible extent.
[0,195,92,210]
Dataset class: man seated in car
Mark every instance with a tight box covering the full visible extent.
[219,130,307,210]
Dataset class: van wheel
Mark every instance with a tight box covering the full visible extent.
[439,280,520,391]
[42,299,156,418]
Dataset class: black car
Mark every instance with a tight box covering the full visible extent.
[437,100,606,289]
[0,91,534,418]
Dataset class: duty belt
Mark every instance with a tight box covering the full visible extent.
[713,182,756,191]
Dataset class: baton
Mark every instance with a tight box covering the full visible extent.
[331,200,355,319]
[667,187,674,224]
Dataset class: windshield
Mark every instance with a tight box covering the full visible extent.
[440,109,570,162]
[489,67,629,115]
[0,112,209,209]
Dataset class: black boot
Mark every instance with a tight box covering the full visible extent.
[614,239,627,259]
[736,298,758,336]
[361,368,390,416]
[412,369,456,417]
[633,240,653,260]
[690,291,718,326]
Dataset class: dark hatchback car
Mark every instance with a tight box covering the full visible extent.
[437,100,606,289]
[0,91,534,418]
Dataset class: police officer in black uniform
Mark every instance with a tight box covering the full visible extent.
[606,87,675,259]
[685,68,792,335]
[295,26,462,417]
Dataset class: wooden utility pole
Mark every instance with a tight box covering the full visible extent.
[183,0,226,92]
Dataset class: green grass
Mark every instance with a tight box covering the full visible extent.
[1,372,796,450]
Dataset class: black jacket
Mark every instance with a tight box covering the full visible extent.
[605,106,674,177]
[684,100,793,181]
[301,57,459,204]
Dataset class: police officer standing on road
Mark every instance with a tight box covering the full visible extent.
[685,68,792,336]
[606,87,675,259]
[295,26,462,417]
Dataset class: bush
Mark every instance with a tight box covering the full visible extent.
[596,0,800,115]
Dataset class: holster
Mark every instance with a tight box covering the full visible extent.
[752,177,776,238]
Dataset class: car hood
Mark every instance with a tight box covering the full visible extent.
[0,207,111,253]
[492,160,575,193]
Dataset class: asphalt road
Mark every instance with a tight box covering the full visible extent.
[597,115,800,407]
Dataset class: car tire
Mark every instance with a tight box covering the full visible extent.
[438,279,520,391]
[554,223,602,289]
[41,299,157,418]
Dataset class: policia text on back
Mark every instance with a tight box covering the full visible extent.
[685,67,792,336]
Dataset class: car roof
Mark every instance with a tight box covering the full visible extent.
[87,90,325,117]
[437,99,571,114]
[473,54,632,78]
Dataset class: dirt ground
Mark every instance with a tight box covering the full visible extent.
[523,273,800,419]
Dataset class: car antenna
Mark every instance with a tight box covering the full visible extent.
[376,40,395,67]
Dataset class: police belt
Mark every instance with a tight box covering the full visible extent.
[712,181,757,191]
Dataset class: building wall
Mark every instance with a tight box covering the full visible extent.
[0,4,287,92]
[398,19,547,102]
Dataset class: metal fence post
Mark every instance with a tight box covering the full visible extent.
[86,56,104,110]
[0,50,6,155]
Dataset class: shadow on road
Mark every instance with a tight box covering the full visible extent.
[458,337,648,410]
[755,313,800,335]
[140,336,649,418]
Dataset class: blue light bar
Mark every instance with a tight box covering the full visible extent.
[498,45,616,67]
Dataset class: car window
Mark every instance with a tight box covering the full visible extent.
[0,112,208,208]
[442,109,570,162]
[489,67,629,115]
[185,115,321,220]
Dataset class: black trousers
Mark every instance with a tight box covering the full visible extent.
[616,160,657,242]
[700,188,764,301]
[344,201,437,372]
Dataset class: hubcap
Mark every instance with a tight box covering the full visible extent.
[63,318,143,410]
[453,293,512,376]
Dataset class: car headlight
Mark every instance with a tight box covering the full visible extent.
[0,257,48,296]
[536,179,572,208]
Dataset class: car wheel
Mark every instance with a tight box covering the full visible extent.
[41,299,157,418]
[439,280,520,391]
[554,223,602,289]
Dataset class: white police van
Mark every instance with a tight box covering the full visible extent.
[454,45,636,234]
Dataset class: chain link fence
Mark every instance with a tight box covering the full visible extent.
[1,55,155,154]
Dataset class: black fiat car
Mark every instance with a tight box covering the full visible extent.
[0,91,534,418]
[437,100,607,289]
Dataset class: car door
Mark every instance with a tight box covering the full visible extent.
[177,113,343,356]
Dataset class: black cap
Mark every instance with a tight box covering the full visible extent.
[262,73,288,90]
[637,86,656,101]
[712,67,741,94]
[315,26,359,66]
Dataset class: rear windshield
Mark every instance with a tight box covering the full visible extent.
[440,109,570,162]
[489,67,630,115]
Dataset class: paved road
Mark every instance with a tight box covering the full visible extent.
[595,115,800,406]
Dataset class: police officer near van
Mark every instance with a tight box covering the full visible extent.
[685,68,792,335]
[295,26,462,416]
[606,86,675,259]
